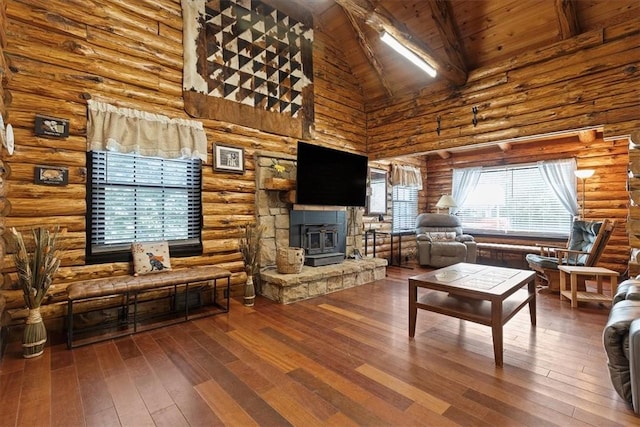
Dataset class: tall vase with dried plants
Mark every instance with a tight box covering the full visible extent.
[239,223,264,307]
[11,227,60,358]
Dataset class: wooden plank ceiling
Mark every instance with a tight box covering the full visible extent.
[282,0,639,107]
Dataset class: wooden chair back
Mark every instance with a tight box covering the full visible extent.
[584,218,615,266]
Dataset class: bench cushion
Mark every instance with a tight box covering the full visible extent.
[67,266,230,301]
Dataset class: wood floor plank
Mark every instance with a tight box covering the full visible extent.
[260,326,415,411]
[123,355,175,415]
[70,345,114,418]
[150,404,190,427]
[17,350,51,427]
[355,363,450,414]
[0,366,23,427]
[260,386,328,427]
[194,379,258,426]
[50,364,84,427]
[135,334,222,426]
[287,367,389,426]
[104,373,155,426]
[187,344,292,426]
[0,265,636,426]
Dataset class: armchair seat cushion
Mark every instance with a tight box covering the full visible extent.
[525,253,582,270]
[429,242,467,268]
[431,241,466,256]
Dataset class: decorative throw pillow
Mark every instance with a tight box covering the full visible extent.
[427,232,456,241]
[131,241,172,275]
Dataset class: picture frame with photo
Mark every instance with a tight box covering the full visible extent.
[214,144,244,173]
[34,165,69,186]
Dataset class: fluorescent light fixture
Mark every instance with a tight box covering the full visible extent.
[380,31,437,78]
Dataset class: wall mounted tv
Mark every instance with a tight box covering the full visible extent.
[296,141,368,207]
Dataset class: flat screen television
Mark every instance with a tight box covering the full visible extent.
[296,141,368,207]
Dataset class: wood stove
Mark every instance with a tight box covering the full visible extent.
[304,224,338,255]
[289,210,346,266]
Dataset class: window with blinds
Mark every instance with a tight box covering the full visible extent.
[455,164,573,238]
[392,186,418,232]
[87,151,202,262]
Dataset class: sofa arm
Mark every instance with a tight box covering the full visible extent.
[464,241,477,263]
[630,318,640,414]
[614,280,640,305]
[417,241,432,265]
[603,300,640,408]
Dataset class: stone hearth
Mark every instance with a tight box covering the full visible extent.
[260,258,387,304]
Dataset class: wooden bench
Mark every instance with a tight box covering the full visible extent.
[66,265,231,349]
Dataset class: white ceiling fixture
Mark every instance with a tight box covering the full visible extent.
[380,31,437,78]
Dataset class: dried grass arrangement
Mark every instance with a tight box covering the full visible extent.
[239,223,264,306]
[11,227,61,358]
[239,223,264,275]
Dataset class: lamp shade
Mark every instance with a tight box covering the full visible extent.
[435,194,457,209]
[574,169,595,179]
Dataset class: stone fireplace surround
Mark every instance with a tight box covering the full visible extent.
[254,150,387,303]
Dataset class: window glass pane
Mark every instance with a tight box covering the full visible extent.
[89,151,202,256]
[392,186,418,232]
[455,164,573,238]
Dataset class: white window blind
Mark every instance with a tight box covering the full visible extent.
[392,186,418,232]
[89,151,202,257]
[455,164,572,238]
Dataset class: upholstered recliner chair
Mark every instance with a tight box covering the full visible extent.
[604,279,640,414]
[416,213,476,268]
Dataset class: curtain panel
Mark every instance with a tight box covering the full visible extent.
[87,100,208,162]
[390,164,423,189]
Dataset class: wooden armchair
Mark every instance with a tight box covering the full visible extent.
[525,219,615,292]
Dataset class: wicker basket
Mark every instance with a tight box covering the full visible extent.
[276,247,305,274]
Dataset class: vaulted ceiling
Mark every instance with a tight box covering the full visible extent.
[283,0,639,107]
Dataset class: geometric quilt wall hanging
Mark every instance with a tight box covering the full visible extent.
[181,0,314,139]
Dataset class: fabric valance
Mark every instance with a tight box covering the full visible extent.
[390,164,423,189]
[86,100,208,162]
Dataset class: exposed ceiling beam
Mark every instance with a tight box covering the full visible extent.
[578,129,596,143]
[554,0,580,39]
[436,150,450,159]
[427,0,467,78]
[334,0,467,86]
[343,8,394,98]
[497,142,512,152]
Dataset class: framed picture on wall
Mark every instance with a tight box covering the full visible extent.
[214,144,244,173]
[34,165,69,186]
[367,168,387,215]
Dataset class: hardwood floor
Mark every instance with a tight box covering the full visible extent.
[0,265,636,426]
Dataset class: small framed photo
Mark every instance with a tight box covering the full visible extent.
[214,144,244,173]
[34,166,69,186]
[34,114,69,139]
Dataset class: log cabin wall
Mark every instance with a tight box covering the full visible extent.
[423,134,630,275]
[0,0,367,321]
[365,19,639,160]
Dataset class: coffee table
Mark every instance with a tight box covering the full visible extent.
[409,262,536,367]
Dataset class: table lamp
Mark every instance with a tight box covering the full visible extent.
[436,194,457,214]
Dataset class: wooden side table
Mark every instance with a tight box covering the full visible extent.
[558,265,619,308]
